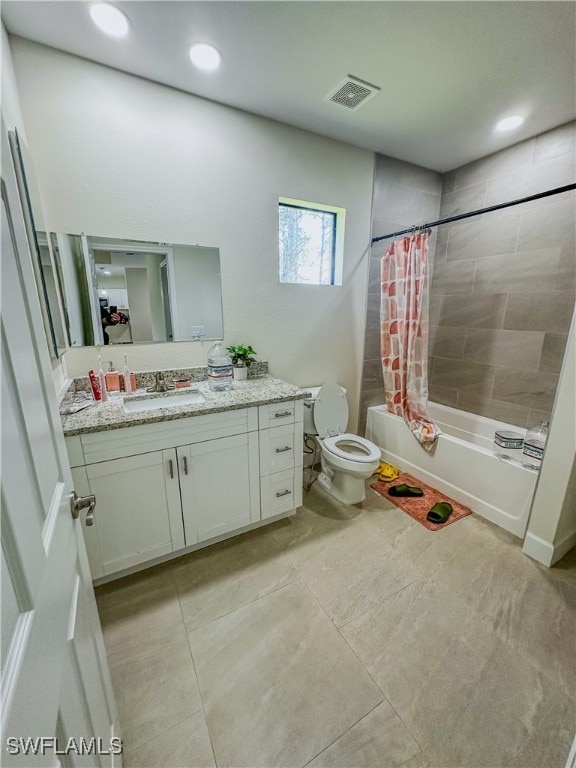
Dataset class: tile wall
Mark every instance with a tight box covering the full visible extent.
[429,121,576,428]
[359,123,575,435]
[359,155,442,436]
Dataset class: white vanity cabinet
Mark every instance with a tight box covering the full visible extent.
[71,449,184,578]
[66,400,304,582]
[177,432,260,544]
[258,401,303,520]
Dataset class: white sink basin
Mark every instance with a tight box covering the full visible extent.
[124,389,206,413]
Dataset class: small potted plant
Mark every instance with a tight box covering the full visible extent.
[226,344,257,381]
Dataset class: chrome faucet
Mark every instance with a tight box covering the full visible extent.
[146,372,175,393]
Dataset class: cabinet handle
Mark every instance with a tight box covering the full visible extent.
[183,456,189,475]
[169,459,174,479]
[275,446,292,453]
[276,489,292,497]
[274,410,292,418]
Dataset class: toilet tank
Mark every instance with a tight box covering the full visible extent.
[303,386,322,435]
[303,384,347,435]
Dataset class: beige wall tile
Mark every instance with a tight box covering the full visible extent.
[431,261,475,295]
[428,383,458,407]
[492,368,559,410]
[463,328,544,370]
[439,183,486,225]
[429,326,466,359]
[431,357,495,396]
[445,212,520,262]
[517,197,576,252]
[455,393,530,428]
[504,291,575,333]
[539,333,569,373]
[472,248,561,294]
[439,294,507,329]
[451,139,535,191]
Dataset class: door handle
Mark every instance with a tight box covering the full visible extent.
[70,491,96,527]
[169,459,174,479]
[183,456,189,475]
[274,411,292,418]
[275,446,292,453]
[275,489,292,497]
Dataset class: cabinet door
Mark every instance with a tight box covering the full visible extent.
[84,449,184,576]
[179,432,260,544]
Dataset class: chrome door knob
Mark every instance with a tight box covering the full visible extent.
[70,491,96,526]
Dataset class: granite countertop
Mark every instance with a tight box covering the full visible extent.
[62,376,311,437]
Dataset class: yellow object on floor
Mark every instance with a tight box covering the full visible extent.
[375,461,399,482]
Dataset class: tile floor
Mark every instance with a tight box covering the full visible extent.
[96,482,576,768]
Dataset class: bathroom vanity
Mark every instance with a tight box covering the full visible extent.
[63,375,309,583]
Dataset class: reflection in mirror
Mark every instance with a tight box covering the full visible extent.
[52,234,224,347]
[8,129,65,357]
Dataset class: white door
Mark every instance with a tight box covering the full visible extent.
[1,119,119,766]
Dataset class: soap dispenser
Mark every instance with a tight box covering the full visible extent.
[105,361,120,392]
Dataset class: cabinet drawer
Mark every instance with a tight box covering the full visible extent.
[258,401,296,428]
[260,424,296,475]
[261,469,301,520]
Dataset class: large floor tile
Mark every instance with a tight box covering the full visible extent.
[341,580,575,767]
[111,636,203,751]
[97,567,186,665]
[272,485,381,570]
[188,581,383,768]
[299,529,421,627]
[172,525,298,632]
[124,712,215,768]
[306,700,422,768]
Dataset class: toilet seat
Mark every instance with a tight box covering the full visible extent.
[323,433,381,463]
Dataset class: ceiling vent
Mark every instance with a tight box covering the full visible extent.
[327,75,380,111]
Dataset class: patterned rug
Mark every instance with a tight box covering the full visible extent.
[371,471,473,531]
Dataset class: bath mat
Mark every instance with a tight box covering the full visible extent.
[370,472,472,531]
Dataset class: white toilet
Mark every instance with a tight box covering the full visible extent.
[303,382,381,504]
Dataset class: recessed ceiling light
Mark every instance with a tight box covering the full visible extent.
[103,270,111,275]
[495,115,524,132]
[189,43,222,71]
[89,3,131,38]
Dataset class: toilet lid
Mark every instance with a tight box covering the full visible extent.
[314,382,349,437]
[324,434,381,463]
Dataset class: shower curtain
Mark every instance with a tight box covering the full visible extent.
[380,232,439,449]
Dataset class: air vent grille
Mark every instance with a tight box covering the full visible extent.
[327,75,380,111]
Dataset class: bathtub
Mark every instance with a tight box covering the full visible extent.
[366,403,538,538]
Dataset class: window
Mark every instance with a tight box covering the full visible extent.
[279,197,345,285]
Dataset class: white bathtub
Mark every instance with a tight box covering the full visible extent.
[366,403,538,538]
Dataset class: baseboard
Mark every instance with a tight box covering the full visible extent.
[552,529,576,565]
[522,532,555,566]
[522,529,576,567]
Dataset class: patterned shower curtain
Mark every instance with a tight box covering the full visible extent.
[380,232,439,449]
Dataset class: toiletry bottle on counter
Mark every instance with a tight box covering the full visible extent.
[106,361,120,392]
[123,353,136,394]
[522,422,548,470]
[88,370,102,401]
[97,354,108,402]
[207,341,233,392]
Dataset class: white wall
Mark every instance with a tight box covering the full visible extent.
[1,25,67,391]
[523,310,576,566]
[10,37,375,428]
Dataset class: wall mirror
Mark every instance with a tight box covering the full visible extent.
[49,234,224,347]
[8,129,65,357]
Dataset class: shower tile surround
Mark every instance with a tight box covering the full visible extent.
[361,122,575,432]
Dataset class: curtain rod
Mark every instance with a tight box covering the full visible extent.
[371,183,576,244]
